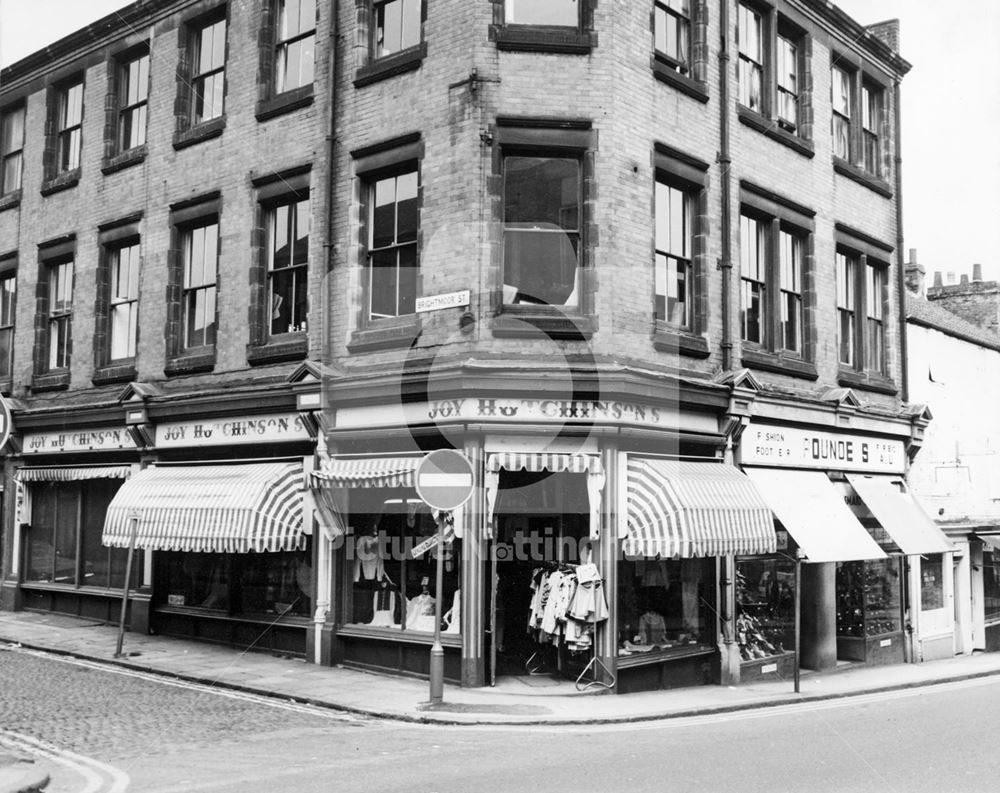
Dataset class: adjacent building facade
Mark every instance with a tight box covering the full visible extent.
[1,0,949,693]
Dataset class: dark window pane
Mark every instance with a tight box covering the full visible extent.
[370,248,399,319]
[504,156,578,229]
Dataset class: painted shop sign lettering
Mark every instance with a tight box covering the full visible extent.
[741,423,905,473]
[156,413,312,448]
[336,399,718,434]
[23,428,135,453]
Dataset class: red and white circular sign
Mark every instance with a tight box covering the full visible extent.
[415,450,475,511]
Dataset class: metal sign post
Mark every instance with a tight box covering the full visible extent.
[115,512,140,658]
[414,450,475,705]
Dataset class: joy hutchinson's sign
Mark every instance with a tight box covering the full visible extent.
[741,423,906,474]
[155,413,313,448]
[23,427,135,454]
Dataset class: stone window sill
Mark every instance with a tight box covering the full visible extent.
[31,369,70,392]
[41,169,80,196]
[92,362,137,386]
[493,25,596,54]
[652,326,711,358]
[173,116,226,151]
[837,367,897,395]
[652,56,709,103]
[247,334,308,365]
[742,347,818,380]
[256,85,314,123]
[738,107,815,158]
[354,43,426,88]
[101,145,148,175]
[833,157,893,198]
[0,190,22,213]
[164,348,216,376]
[492,310,596,341]
[347,318,421,353]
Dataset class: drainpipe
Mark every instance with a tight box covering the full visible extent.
[718,0,733,372]
[893,79,907,404]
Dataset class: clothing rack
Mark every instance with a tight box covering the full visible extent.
[574,610,616,691]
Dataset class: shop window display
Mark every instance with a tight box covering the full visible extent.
[735,558,795,661]
[617,557,714,655]
[920,554,944,611]
[836,558,901,638]
[24,479,139,590]
[983,548,1000,624]
[347,490,461,634]
[160,544,313,617]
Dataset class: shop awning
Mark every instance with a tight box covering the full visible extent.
[744,468,886,563]
[102,462,306,553]
[623,459,775,558]
[16,465,133,482]
[845,474,954,556]
[977,534,1000,552]
[310,456,420,489]
[485,452,605,539]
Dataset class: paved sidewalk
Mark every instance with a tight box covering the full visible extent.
[0,749,48,793]
[4,610,1000,727]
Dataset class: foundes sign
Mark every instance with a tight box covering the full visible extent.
[741,423,906,473]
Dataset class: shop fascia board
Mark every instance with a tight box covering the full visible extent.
[13,401,125,431]
[748,394,915,442]
[142,388,298,424]
[325,362,731,413]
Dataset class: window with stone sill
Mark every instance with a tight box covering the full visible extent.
[266,197,309,336]
[654,0,691,73]
[832,59,886,180]
[367,168,418,321]
[494,0,596,53]
[47,78,84,179]
[0,266,15,380]
[738,198,812,361]
[373,0,421,59]
[191,15,227,125]
[737,3,809,141]
[116,49,150,153]
[275,0,316,94]
[1,104,25,195]
[836,243,889,376]
[35,256,74,375]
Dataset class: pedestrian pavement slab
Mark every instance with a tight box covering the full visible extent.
[0,764,49,793]
[4,610,1000,726]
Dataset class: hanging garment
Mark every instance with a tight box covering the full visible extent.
[638,611,668,644]
[443,589,461,634]
[406,592,437,631]
[369,588,398,627]
[354,534,385,582]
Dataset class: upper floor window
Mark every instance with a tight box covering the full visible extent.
[831,60,886,180]
[738,185,815,367]
[1,105,24,195]
[776,34,798,132]
[368,169,418,320]
[374,0,421,58]
[505,0,578,26]
[503,155,580,309]
[192,16,227,124]
[0,270,16,379]
[58,81,84,173]
[654,0,691,73]
[47,260,74,371]
[267,197,309,334]
[835,251,856,367]
[737,4,763,112]
[118,52,149,151]
[655,180,692,328]
[182,222,218,349]
[109,242,140,361]
[275,0,315,94]
[865,261,886,372]
[836,242,888,377]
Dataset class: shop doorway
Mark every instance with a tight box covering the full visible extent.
[486,470,590,685]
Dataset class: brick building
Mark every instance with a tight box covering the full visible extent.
[1,0,947,693]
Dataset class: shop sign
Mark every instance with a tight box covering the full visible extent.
[415,290,470,313]
[23,427,135,454]
[155,413,312,448]
[742,423,905,473]
[336,398,718,433]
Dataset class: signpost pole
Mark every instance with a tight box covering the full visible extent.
[429,514,446,704]
[115,514,140,658]
[794,555,802,694]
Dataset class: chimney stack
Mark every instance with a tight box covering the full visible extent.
[933,271,943,288]
[904,248,926,296]
[973,263,983,282]
[961,274,969,285]
[947,271,956,285]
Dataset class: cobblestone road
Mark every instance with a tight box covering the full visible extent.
[0,645,364,764]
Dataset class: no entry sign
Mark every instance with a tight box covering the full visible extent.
[415,450,475,511]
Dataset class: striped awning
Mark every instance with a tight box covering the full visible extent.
[311,457,420,489]
[623,458,776,558]
[16,465,133,482]
[486,452,602,475]
[102,462,306,553]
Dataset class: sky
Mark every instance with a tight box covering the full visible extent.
[1,0,998,282]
